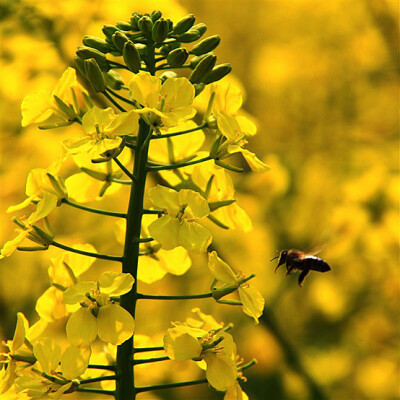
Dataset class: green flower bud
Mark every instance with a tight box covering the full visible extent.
[116,21,132,31]
[191,35,220,56]
[123,41,141,73]
[73,55,86,76]
[29,225,54,247]
[194,83,205,97]
[166,18,173,32]
[189,54,216,83]
[130,13,141,30]
[104,70,124,90]
[203,63,232,84]
[151,10,162,22]
[112,31,129,52]
[102,25,119,39]
[192,23,207,36]
[84,58,107,92]
[189,53,211,69]
[76,46,109,71]
[46,173,68,201]
[152,18,168,43]
[173,14,195,35]
[177,29,202,43]
[167,48,189,67]
[159,41,181,56]
[138,16,153,36]
[82,36,113,53]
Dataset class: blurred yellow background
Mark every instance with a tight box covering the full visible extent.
[0,0,398,399]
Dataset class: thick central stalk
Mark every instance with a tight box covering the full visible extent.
[116,119,151,400]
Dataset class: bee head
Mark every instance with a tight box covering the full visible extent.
[271,250,288,273]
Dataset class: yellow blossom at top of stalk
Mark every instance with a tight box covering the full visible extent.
[21,67,87,128]
[63,106,139,160]
[208,251,265,323]
[63,271,135,347]
[129,71,196,128]
[147,185,212,253]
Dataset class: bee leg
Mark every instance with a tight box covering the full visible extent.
[285,265,293,276]
[298,269,310,286]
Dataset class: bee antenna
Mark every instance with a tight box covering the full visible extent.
[270,255,279,262]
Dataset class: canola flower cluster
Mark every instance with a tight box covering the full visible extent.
[1,10,267,400]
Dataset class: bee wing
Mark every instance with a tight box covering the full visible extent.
[303,244,326,257]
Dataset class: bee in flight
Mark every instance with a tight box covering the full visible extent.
[271,249,331,286]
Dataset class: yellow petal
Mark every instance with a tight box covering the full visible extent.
[97,304,135,346]
[217,111,242,141]
[212,81,243,114]
[99,271,135,296]
[66,307,98,347]
[161,106,197,127]
[33,338,62,374]
[36,286,67,322]
[240,149,270,172]
[208,251,237,285]
[0,231,29,259]
[204,352,237,391]
[178,221,212,253]
[30,192,58,222]
[63,281,97,305]
[129,71,161,108]
[148,185,180,215]
[7,197,34,214]
[12,313,29,353]
[237,115,257,136]
[238,286,265,324]
[179,189,210,219]
[224,382,248,400]
[21,90,53,127]
[138,256,167,284]
[159,247,191,276]
[61,345,91,380]
[82,107,115,135]
[162,77,195,108]
[148,216,180,250]
[107,110,139,136]
[163,325,203,361]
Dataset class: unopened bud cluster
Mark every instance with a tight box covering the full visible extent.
[74,10,232,95]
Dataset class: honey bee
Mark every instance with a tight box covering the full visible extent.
[271,249,331,286]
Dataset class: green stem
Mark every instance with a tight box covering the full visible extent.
[103,91,127,112]
[79,375,116,385]
[87,364,116,371]
[52,241,122,262]
[137,292,213,300]
[115,118,151,400]
[111,178,133,185]
[136,378,208,393]
[113,157,135,181]
[76,388,115,395]
[133,356,169,365]
[62,198,126,218]
[133,346,164,353]
[147,156,211,172]
[143,209,164,215]
[151,123,208,139]
[106,88,136,105]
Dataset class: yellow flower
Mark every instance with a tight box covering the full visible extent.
[147,185,212,253]
[33,338,90,381]
[0,314,47,394]
[208,80,257,141]
[115,216,192,284]
[63,107,139,160]
[208,251,265,323]
[224,382,249,400]
[15,375,73,399]
[163,310,238,391]
[35,244,97,322]
[7,156,67,223]
[0,218,54,260]
[129,71,196,128]
[21,67,87,128]
[64,271,135,346]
